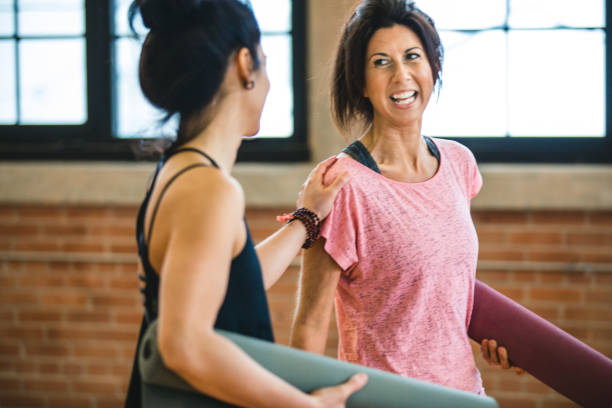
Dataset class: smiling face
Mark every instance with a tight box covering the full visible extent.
[363,24,434,128]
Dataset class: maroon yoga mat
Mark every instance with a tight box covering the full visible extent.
[469,280,612,407]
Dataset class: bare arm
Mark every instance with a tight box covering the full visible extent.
[154,169,363,408]
[256,157,349,290]
[290,238,342,355]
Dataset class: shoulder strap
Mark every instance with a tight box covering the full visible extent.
[165,147,220,169]
[341,137,440,173]
[424,136,441,163]
[342,140,381,174]
[145,163,211,245]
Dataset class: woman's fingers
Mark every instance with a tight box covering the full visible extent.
[498,346,511,369]
[487,339,499,364]
[481,339,491,362]
[327,170,351,194]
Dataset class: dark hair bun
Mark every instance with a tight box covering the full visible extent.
[133,0,210,32]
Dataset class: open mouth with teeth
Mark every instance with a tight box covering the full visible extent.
[390,90,417,105]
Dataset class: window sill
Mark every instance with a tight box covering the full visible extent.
[1,162,611,210]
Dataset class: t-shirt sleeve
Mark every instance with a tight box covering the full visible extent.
[320,185,358,271]
[466,149,482,200]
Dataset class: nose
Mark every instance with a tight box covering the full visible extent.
[394,63,411,82]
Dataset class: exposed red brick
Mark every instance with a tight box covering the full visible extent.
[0,394,45,407]
[564,307,612,322]
[39,362,61,374]
[66,311,111,323]
[91,295,138,308]
[41,294,89,306]
[472,211,529,225]
[109,243,138,253]
[493,396,537,408]
[527,250,581,263]
[567,232,610,246]
[532,211,587,225]
[0,343,20,356]
[61,242,106,253]
[0,224,40,236]
[47,396,93,408]
[24,378,70,392]
[24,343,70,357]
[72,379,120,393]
[19,274,65,288]
[478,250,525,262]
[0,376,22,391]
[509,231,563,245]
[14,241,61,251]
[73,345,118,359]
[3,327,44,340]
[589,212,612,226]
[529,288,581,302]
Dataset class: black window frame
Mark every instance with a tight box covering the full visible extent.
[0,1,609,163]
[440,2,611,163]
[0,0,309,162]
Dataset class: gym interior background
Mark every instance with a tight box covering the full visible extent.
[0,1,610,407]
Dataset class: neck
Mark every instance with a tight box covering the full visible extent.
[361,119,428,170]
[179,96,246,173]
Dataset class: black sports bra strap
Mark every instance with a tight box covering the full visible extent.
[145,163,212,246]
[165,147,220,169]
[342,137,440,174]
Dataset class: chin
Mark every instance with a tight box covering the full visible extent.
[243,125,261,138]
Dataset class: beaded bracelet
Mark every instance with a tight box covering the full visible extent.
[286,207,321,249]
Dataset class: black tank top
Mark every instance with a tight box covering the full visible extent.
[124,147,274,407]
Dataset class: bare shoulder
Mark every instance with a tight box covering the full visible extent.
[160,166,245,227]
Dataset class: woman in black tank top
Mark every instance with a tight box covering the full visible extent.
[124,1,367,407]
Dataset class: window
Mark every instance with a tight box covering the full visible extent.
[417,0,610,162]
[0,0,307,161]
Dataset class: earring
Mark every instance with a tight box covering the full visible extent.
[244,80,255,90]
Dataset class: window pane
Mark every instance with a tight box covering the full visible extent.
[250,0,291,33]
[114,29,293,139]
[417,0,506,30]
[115,38,177,138]
[509,0,605,28]
[508,30,605,137]
[20,39,86,124]
[0,40,16,124]
[0,0,14,36]
[423,31,507,137]
[18,0,84,36]
[257,35,293,138]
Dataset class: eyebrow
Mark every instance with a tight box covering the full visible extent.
[367,47,422,61]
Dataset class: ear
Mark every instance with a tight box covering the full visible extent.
[236,47,254,85]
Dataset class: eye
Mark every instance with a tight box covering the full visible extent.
[373,58,390,67]
[405,52,420,61]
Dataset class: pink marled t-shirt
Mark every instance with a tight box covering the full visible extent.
[321,138,484,394]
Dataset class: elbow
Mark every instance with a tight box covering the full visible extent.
[157,324,208,378]
[158,327,191,375]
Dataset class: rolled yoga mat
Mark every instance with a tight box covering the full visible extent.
[139,319,498,408]
[469,280,612,407]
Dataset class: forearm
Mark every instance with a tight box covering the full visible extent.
[256,220,307,290]
[290,318,329,355]
[290,240,339,355]
[164,329,315,408]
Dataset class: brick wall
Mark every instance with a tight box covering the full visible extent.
[1,205,610,408]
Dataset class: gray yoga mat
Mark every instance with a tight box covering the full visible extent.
[139,320,498,408]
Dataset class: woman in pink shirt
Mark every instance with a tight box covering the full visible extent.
[290,0,521,395]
